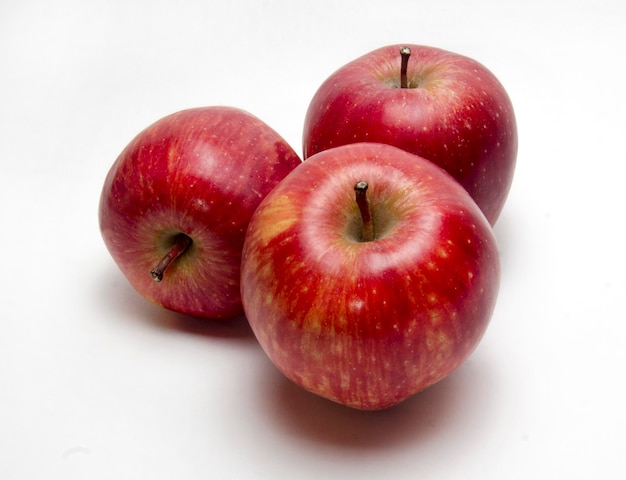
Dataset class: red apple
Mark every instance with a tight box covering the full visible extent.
[240,142,500,410]
[99,106,301,318]
[303,44,518,225]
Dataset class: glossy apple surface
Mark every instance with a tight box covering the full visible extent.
[99,106,301,318]
[303,44,517,224]
[241,142,500,410]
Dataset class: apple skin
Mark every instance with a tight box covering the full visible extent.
[240,142,500,410]
[99,106,301,318]
[302,44,517,225]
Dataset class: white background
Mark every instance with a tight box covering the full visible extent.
[1,0,625,478]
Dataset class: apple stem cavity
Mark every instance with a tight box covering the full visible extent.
[354,181,374,242]
[150,233,192,282]
[400,46,411,88]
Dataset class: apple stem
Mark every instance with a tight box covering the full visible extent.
[400,46,411,88]
[354,181,374,242]
[150,233,192,282]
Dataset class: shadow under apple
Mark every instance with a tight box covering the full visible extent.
[96,263,256,341]
[257,354,497,451]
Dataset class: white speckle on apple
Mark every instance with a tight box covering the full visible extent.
[340,371,350,390]
[349,297,365,313]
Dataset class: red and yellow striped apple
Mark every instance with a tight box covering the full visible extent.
[99,106,301,318]
[303,44,517,225]
[240,142,500,410]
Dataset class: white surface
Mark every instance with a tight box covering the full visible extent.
[1,0,625,478]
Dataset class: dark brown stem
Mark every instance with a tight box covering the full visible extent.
[150,233,192,282]
[400,46,411,88]
[354,181,374,242]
